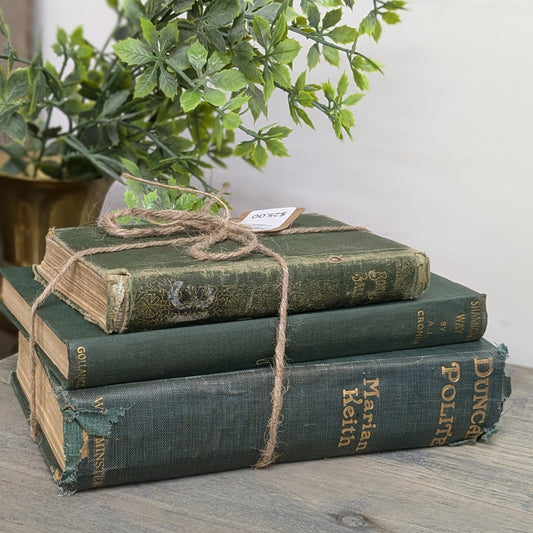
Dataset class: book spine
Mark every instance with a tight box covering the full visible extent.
[49,342,509,493]
[123,250,429,332]
[66,290,487,388]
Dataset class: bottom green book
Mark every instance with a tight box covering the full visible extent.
[12,336,511,495]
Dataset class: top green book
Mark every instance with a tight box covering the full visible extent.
[34,213,430,333]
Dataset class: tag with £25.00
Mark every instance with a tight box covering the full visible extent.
[235,207,305,233]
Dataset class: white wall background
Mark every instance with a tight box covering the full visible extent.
[36,0,532,367]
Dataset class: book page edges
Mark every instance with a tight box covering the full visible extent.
[34,230,131,334]
[1,278,70,378]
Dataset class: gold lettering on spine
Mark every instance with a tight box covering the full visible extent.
[454,314,466,335]
[75,346,87,388]
[351,271,388,301]
[431,362,460,446]
[338,379,380,450]
[356,379,379,451]
[92,396,106,487]
[351,273,368,299]
[465,300,483,341]
[338,388,362,447]
[464,357,494,440]
[367,271,388,300]
[413,310,425,345]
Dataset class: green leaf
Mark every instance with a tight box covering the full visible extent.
[167,46,189,72]
[114,38,154,66]
[252,143,268,168]
[203,24,227,53]
[382,11,401,25]
[56,27,68,47]
[373,19,383,42]
[0,69,7,95]
[102,89,130,116]
[322,81,335,101]
[187,40,208,74]
[69,26,83,46]
[210,69,248,92]
[322,8,343,29]
[124,188,140,208]
[207,51,230,74]
[222,112,241,130]
[232,42,263,83]
[307,43,320,70]
[76,43,94,60]
[295,71,306,92]
[204,88,226,107]
[270,63,291,89]
[140,18,158,49]
[307,3,321,30]
[134,65,158,98]
[323,45,340,66]
[296,106,314,128]
[226,93,250,111]
[246,85,267,120]
[106,123,120,146]
[204,0,241,27]
[252,15,271,49]
[180,88,202,112]
[271,15,288,45]
[343,92,364,106]
[142,189,159,209]
[359,56,382,73]
[120,158,141,178]
[176,192,200,211]
[337,73,349,99]
[328,25,357,44]
[122,0,145,21]
[265,125,291,139]
[159,22,179,52]
[265,138,288,157]
[359,12,377,37]
[158,66,178,98]
[340,108,354,129]
[37,159,62,179]
[7,69,30,100]
[272,39,301,65]
[351,69,370,91]
[234,140,254,157]
[315,0,343,6]
[0,113,27,143]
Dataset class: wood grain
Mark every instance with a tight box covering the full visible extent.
[0,355,531,532]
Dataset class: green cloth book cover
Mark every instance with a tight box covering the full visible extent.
[2,266,487,388]
[34,214,430,333]
[12,338,511,494]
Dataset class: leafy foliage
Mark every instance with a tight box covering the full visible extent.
[0,0,405,210]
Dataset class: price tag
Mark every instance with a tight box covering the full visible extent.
[236,207,305,233]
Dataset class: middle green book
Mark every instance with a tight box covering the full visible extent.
[1,267,487,389]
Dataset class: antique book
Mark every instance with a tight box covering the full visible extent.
[12,336,510,494]
[33,213,430,333]
[2,267,487,388]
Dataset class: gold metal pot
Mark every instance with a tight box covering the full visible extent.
[0,173,111,266]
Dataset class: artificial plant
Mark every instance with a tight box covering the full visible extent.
[0,0,405,210]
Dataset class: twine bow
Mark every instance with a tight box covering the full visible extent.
[28,174,367,468]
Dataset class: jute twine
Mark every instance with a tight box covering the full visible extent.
[28,174,367,468]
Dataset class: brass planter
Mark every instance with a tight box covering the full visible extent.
[0,173,111,266]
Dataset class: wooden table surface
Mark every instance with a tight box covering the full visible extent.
[0,354,531,533]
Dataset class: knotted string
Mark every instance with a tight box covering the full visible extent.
[28,174,367,468]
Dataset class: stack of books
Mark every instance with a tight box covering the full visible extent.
[0,213,511,495]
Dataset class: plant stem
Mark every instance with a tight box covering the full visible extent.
[289,26,383,73]
[0,54,31,65]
